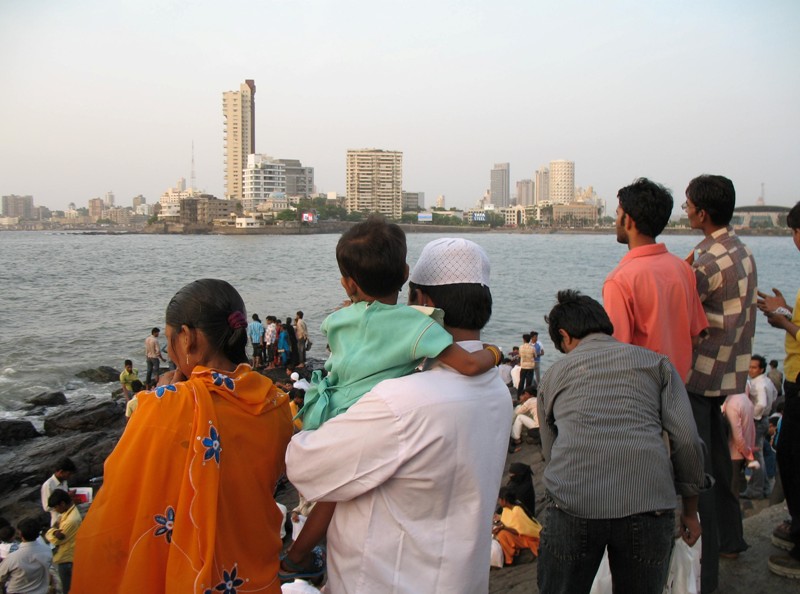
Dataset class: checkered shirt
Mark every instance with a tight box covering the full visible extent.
[686,226,758,397]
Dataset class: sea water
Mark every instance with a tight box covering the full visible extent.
[0,230,795,416]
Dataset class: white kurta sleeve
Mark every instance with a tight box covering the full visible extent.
[286,392,403,503]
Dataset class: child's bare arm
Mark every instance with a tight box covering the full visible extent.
[286,500,336,566]
[437,343,500,376]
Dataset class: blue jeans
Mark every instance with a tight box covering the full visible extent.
[538,506,674,594]
[58,561,73,593]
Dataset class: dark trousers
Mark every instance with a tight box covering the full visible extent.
[538,506,674,594]
[145,357,160,386]
[518,368,534,397]
[778,373,800,560]
[58,561,73,594]
[687,392,747,594]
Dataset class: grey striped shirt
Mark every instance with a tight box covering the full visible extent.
[537,333,706,519]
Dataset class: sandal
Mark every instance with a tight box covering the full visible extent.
[279,546,326,583]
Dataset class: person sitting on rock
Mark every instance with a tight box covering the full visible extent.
[492,486,540,567]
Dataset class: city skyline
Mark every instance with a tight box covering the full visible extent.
[2,1,798,214]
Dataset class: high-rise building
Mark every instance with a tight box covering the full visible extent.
[88,198,105,221]
[242,154,287,212]
[549,160,575,205]
[490,163,510,207]
[2,194,34,219]
[534,167,549,205]
[275,159,314,199]
[345,149,403,220]
[223,79,256,201]
[104,191,115,208]
[132,195,147,209]
[516,179,534,207]
[436,195,446,209]
[402,191,425,211]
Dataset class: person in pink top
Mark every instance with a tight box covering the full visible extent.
[603,178,708,381]
[722,392,756,501]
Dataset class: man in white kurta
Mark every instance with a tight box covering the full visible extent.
[286,238,512,594]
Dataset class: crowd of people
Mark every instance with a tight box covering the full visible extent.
[2,174,800,594]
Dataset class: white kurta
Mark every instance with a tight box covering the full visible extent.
[286,341,513,594]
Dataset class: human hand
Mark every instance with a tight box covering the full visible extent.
[685,250,695,265]
[757,288,788,314]
[680,511,701,546]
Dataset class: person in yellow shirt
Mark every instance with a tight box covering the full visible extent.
[492,486,540,566]
[46,489,82,593]
[288,388,304,432]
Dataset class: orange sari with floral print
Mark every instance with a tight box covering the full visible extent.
[72,365,293,594]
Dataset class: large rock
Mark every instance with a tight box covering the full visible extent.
[0,419,39,444]
[44,401,125,436]
[76,366,120,383]
[27,391,67,407]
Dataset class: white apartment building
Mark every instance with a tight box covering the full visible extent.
[345,149,403,220]
[223,79,256,201]
[549,160,575,205]
[159,178,199,219]
[242,154,287,212]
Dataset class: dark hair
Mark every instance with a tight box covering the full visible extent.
[336,217,407,298]
[17,518,41,542]
[286,317,293,326]
[296,311,304,318]
[0,525,14,542]
[408,282,492,330]
[124,359,132,367]
[131,380,144,392]
[685,175,736,226]
[56,457,77,473]
[787,201,800,230]
[498,485,517,504]
[522,333,531,342]
[770,359,779,369]
[522,385,537,397]
[288,388,305,401]
[617,177,673,238]
[545,290,614,353]
[165,279,248,365]
[48,489,72,508]
[151,327,160,335]
[751,354,767,372]
[252,314,260,321]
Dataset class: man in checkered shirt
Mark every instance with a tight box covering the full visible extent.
[683,174,758,594]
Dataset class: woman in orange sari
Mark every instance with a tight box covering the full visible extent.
[72,279,293,594]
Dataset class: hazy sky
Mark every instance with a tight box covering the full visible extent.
[2,0,798,213]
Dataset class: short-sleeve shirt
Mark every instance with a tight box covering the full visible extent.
[299,302,453,430]
[247,320,265,345]
[119,368,139,391]
[603,243,708,381]
[519,343,535,369]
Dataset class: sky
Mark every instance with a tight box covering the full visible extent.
[2,0,799,213]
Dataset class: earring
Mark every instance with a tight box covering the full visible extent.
[186,354,189,366]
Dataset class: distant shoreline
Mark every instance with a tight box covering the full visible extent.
[1,223,792,237]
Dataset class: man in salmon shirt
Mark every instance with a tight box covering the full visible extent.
[603,177,708,381]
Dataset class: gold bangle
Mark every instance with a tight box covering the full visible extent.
[485,345,501,366]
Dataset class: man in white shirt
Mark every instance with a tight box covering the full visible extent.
[742,354,778,499]
[41,457,75,526]
[0,518,53,594]
[286,238,512,594]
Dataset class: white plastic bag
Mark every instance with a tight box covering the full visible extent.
[663,536,702,594]
[589,548,612,594]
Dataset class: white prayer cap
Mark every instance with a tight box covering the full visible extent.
[409,238,490,287]
[290,372,300,381]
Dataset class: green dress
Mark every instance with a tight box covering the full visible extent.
[298,301,453,430]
